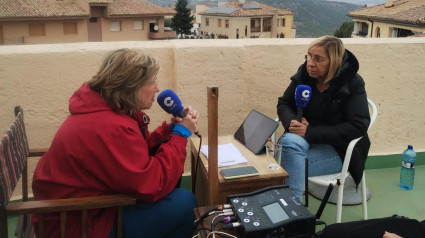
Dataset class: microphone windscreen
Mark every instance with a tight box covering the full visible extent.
[295,85,312,108]
[157,89,184,117]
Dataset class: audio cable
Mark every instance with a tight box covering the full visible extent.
[193,206,233,238]
[221,222,241,230]
[194,204,232,226]
[210,211,235,231]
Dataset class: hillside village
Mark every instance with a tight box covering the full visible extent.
[0,0,424,45]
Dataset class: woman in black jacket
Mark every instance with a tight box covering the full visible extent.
[277,36,370,200]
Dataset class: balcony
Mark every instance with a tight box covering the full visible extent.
[251,26,261,32]
[263,25,271,32]
[148,30,177,40]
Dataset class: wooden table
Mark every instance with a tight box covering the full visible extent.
[190,135,289,207]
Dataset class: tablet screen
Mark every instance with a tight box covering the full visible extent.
[234,110,279,154]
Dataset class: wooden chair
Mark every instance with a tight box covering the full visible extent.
[0,106,136,238]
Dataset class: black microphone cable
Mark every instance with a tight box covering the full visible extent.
[192,131,202,194]
[215,216,238,231]
[210,211,235,232]
[194,204,232,226]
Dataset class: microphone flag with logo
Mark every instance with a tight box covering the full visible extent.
[157,89,186,118]
[294,85,312,122]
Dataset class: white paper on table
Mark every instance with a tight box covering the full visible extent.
[200,143,248,167]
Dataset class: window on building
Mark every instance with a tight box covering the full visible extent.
[225,20,229,28]
[251,19,260,32]
[134,20,144,30]
[110,21,121,32]
[263,18,272,32]
[63,22,77,35]
[359,22,368,36]
[90,17,98,23]
[28,23,45,36]
[375,27,380,38]
[396,28,414,37]
[282,18,286,27]
[206,18,209,26]
[218,19,222,27]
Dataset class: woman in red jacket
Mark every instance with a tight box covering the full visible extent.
[32,48,199,237]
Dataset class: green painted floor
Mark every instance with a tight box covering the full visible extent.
[308,165,425,233]
[7,165,425,237]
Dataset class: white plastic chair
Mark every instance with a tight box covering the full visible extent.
[308,98,377,222]
[272,98,377,223]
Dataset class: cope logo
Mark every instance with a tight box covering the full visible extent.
[302,90,310,99]
[163,97,176,109]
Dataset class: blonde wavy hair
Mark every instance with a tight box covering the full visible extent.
[308,36,345,84]
[88,48,160,116]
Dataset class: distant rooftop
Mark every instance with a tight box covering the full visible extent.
[242,3,262,9]
[0,0,175,20]
[348,0,425,26]
[108,0,175,17]
[89,0,113,3]
[0,0,88,19]
[206,5,238,15]
[199,1,293,17]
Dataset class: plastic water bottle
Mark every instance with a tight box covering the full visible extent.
[400,145,416,190]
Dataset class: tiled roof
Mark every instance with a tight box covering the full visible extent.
[89,0,113,3]
[108,0,175,17]
[348,0,425,26]
[198,1,293,17]
[0,0,175,20]
[0,0,89,19]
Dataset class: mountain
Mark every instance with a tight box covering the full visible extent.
[149,0,365,38]
[328,0,386,5]
[260,0,363,37]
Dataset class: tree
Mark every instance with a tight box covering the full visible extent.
[171,0,194,37]
[164,18,172,28]
[334,21,354,38]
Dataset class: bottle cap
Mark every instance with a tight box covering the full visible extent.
[408,145,413,149]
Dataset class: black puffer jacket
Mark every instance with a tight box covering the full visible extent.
[277,49,371,185]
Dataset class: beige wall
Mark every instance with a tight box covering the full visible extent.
[201,17,248,39]
[101,17,165,41]
[352,18,425,38]
[1,19,88,44]
[200,15,293,39]
[279,16,293,38]
[1,38,425,178]
[196,4,212,24]
[371,21,425,38]
[1,16,167,45]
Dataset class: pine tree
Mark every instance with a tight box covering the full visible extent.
[171,0,194,38]
[334,21,354,38]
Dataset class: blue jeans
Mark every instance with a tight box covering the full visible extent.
[278,133,342,200]
[108,188,197,238]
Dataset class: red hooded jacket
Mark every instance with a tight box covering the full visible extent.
[32,83,188,237]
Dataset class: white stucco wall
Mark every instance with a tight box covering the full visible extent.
[1,38,425,177]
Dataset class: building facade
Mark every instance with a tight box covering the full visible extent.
[198,0,295,39]
[348,0,425,38]
[0,0,176,45]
